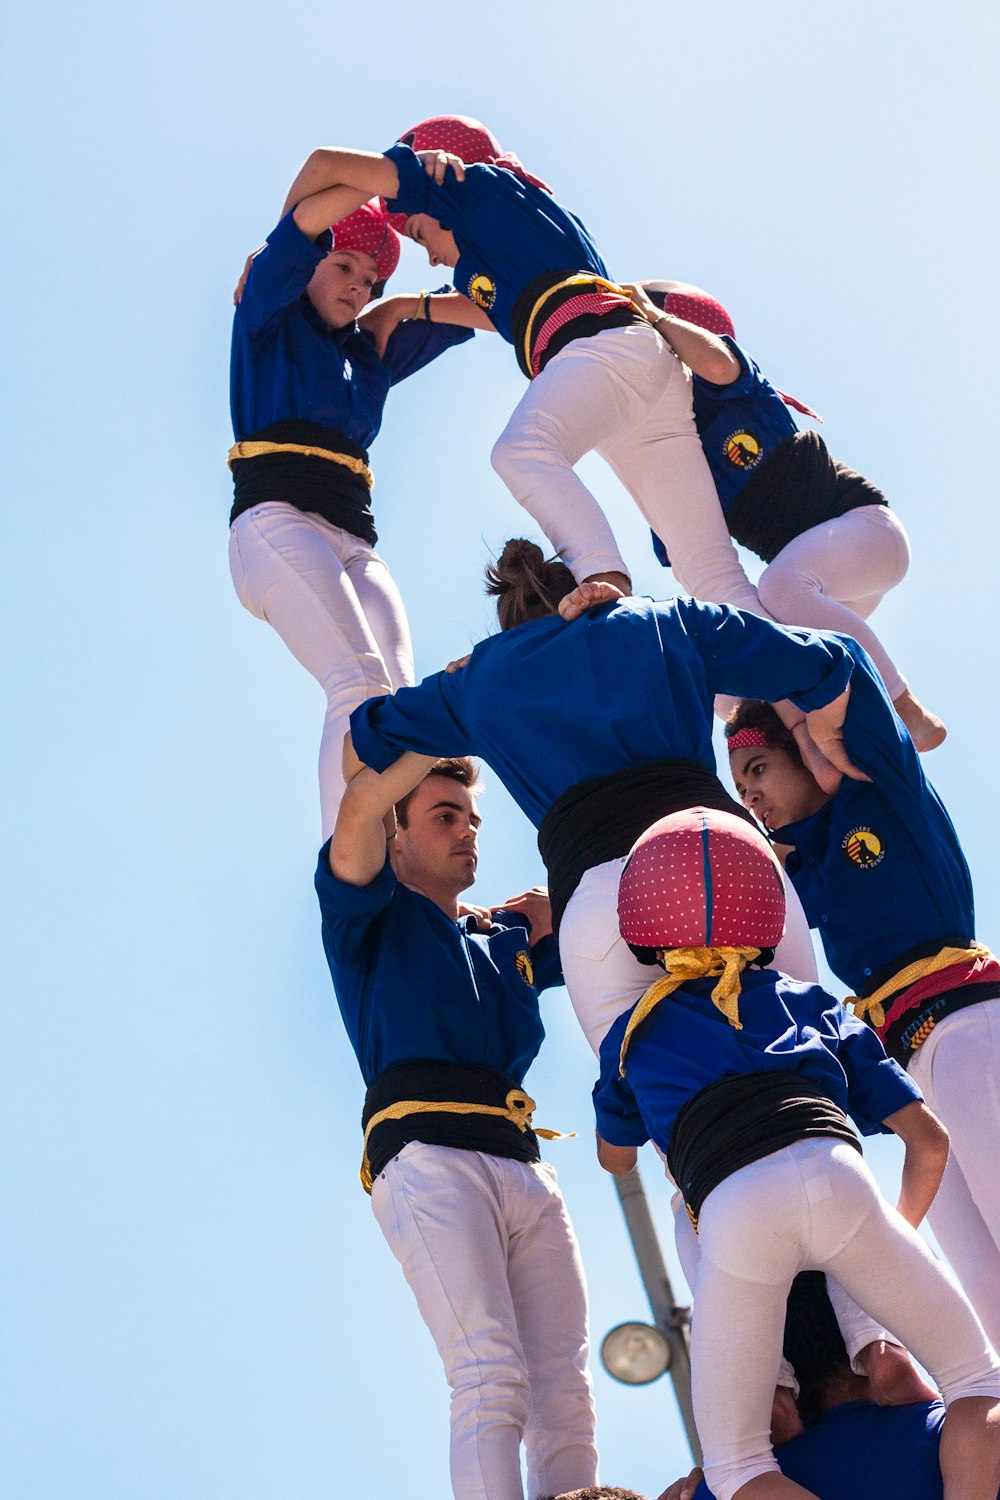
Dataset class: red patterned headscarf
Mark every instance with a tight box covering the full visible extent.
[329,198,401,286]
[618,808,786,950]
[662,289,735,337]
[396,115,552,193]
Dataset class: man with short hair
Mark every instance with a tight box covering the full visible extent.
[318,748,598,1500]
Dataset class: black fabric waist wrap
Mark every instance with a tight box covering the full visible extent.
[229,420,377,544]
[861,935,1000,1067]
[510,268,644,379]
[361,1060,541,1183]
[726,429,887,565]
[667,1070,862,1224]
[537,758,754,938]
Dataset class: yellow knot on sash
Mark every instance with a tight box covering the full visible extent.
[847,943,991,1030]
[619,946,761,1076]
[226,440,374,488]
[359,1088,574,1194]
[522,274,631,375]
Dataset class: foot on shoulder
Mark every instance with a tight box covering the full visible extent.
[859,1339,939,1406]
[892,688,948,753]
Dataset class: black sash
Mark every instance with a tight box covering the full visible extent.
[667,1070,862,1224]
[537,759,754,937]
[510,269,643,379]
[362,1060,541,1183]
[229,419,377,543]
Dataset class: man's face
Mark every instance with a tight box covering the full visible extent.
[406,214,459,268]
[306,248,379,328]
[729,743,828,833]
[394,777,480,896]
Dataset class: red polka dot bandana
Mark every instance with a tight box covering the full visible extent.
[395,115,553,193]
[330,198,401,285]
[618,808,786,949]
[663,290,735,337]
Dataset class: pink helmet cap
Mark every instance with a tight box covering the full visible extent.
[663,289,735,337]
[618,807,786,951]
[394,114,552,196]
[329,198,401,288]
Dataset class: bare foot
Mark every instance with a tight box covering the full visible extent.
[771,1384,805,1446]
[892,688,947,752]
[858,1339,938,1406]
[559,578,628,621]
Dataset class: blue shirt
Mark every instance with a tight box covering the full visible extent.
[652,339,798,565]
[349,597,856,829]
[776,643,975,993]
[315,847,563,1087]
[693,1399,949,1500]
[230,211,473,444]
[592,968,920,1152]
[384,143,609,344]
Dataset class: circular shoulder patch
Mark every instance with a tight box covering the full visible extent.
[724,430,763,470]
[514,950,535,987]
[842,826,885,869]
[468,272,497,310]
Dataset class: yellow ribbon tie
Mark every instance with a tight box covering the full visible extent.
[848,943,991,1031]
[522,274,631,374]
[359,1088,574,1194]
[226,440,374,488]
[619,946,760,1076]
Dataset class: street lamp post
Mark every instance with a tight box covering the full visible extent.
[611,1162,702,1464]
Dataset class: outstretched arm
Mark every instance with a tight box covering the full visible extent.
[358,289,496,357]
[329,744,438,887]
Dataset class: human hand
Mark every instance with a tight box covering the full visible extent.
[458,901,493,932]
[558,578,627,621]
[233,246,265,305]
[494,886,552,944]
[805,689,870,783]
[621,280,663,325]
[445,653,471,674]
[357,294,414,357]
[656,1468,704,1500]
[416,149,465,184]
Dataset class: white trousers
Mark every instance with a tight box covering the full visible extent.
[370,1143,599,1500]
[756,504,911,700]
[908,1000,1000,1349]
[692,1139,1000,1500]
[228,502,414,837]
[491,324,765,613]
[557,855,817,1058]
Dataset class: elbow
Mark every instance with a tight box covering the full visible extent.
[705,352,740,386]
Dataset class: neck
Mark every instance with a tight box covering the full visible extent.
[818,1371,872,1412]
[394,862,464,922]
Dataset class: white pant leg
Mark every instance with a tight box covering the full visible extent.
[773,871,818,983]
[506,1162,599,1498]
[908,1001,1000,1348]
[228,502,413,836]
[756,506,911,698]
[693,1140,1000,1500]
[557,857,655,1055]
[370,1144,596,1500]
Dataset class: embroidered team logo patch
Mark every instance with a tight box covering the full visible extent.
[842,826,885,869]
[468,273,497,310]
[515,951,535,987]
[724,430,763,470]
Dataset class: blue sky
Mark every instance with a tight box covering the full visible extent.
[3,2,999,1496]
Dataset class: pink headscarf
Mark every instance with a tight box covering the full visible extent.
[393,114,553,218]
[329,198,401,286]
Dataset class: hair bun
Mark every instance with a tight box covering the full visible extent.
[494,537,546,583]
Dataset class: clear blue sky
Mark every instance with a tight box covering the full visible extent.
[3,3,999,1496]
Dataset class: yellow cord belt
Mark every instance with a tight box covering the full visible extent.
[226,440,374,489]
[359,1088,573,1194]
[848,943,992,1030]
[522,274,631,377]
[619,946,761,1076]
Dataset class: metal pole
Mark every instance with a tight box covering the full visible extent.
[612,1163,702,1465]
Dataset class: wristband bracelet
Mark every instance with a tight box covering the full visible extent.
[413,290,429,322]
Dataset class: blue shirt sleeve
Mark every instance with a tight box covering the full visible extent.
[384,143,511,236]
[593,1037,650,1147]
[350,667,475,771]
[314,841,397,962]
[528,931,563,993]
[835,1008,924,1134]
[237,213,327,337]
[378,289,475,385]
[839,639,926,799]
[676,599,856,711]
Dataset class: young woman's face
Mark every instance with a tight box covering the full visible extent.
[729,743,829,833]
[306,249,379,328]
[406,214,459,268]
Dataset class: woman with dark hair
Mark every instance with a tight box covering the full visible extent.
[348,538,864,1055]
[726,659,1000,1349]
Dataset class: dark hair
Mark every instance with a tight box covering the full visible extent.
[539,1489,650,1500]
[485,538,577,631]
[783,1271,853,1426]
[394,757,481,828]
[725,700,804,768]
